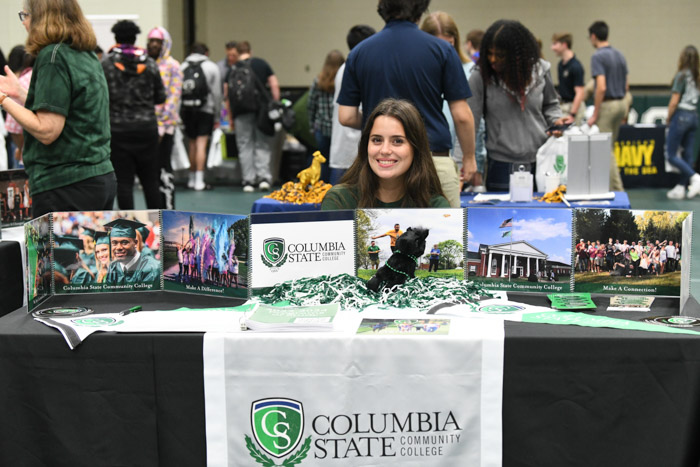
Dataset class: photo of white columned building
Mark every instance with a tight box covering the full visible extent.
[467,241,571,279]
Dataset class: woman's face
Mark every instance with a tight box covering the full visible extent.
[19,8,30,33]
[487,47,507,74]
[95,244,110,265]
[367,115,413,182]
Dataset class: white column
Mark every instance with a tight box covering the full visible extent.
[487,251,493,277]
[527,256,531,277]
[512,254,518,275]
[501,253,506,277]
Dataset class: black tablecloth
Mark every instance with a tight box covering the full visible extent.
[0,240,23,317]
[1,293,699,466]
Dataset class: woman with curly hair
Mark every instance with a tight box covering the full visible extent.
[322,98,449,209]
[467,19,566,191]
[666,45,700,199]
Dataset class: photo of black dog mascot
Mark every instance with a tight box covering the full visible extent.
[367,227,429,292]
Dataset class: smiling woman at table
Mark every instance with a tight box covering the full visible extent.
[321,98,449,210]
[0,0,116,217]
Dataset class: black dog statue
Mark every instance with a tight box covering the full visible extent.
[367,227,429,292]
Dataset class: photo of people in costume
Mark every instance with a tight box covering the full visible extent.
[467,208,573,293]
[162,210,248,298]
[0,170,31,226]
[573,209,688,296]
[25,214,51,308]
[51,210,161,293]
[356,208,465,283]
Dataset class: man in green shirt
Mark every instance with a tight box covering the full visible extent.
[367,241,381,269]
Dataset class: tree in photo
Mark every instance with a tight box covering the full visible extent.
[603,210,639,242]
[435,239,463,270]
[356,210,378,269]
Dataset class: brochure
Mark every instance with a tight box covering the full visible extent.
[245,303,339,332]
[356,318,451,335]
[607,295,655,312]
[548,293,597,310]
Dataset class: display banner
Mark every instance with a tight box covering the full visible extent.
[24,206,693,314]
[203,316,505,467]
[466,208,573,293]
[162,211,248,298]
[616,124,672,188]
[249,211,356,294]
[573,209,691,297]
[24,214,51,309]
[52,210,162,294]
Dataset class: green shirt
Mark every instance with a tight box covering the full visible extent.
[24,44,113,194]
[321,184,450,210]
[367,245,380,259]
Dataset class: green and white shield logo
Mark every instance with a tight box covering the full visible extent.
[262,237,287,268]
[251,398,304,458]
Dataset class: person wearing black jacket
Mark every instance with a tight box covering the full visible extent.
[102,20,165,209]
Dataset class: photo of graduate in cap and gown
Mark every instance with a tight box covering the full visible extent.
[53,235,96,287]
[104,218,161,284]
[93,231,112,283]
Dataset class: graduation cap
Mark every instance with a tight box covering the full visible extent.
[104,218,146,239]
[95,231,110,246]
[80,226,97,238]
[137,225,151,242]
[53,237,82,270]
[55,235,85,250]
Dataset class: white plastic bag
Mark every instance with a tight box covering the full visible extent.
[171,127,190,171]
[207,128,224,169]
[535,125,600,191]
[535,136,568,191]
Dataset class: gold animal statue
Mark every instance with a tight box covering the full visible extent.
[297,151,327,189]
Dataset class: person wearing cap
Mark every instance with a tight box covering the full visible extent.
[104,218,161,284]
[54,235,95,285]
[147,26,182,210]
[79,226,98,274]
[0,0,117,217]
[136,225,155,259]
[102,20,166,210]
[94,231,111,283]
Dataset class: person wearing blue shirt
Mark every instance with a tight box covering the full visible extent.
[429,244,440,272]
[337,0,475,208]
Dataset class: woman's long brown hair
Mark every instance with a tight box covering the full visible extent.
[338,98,445,208]
[25,0,97,56]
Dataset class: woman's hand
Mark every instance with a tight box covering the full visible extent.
[546,116,569,138]
[0,66,26,104]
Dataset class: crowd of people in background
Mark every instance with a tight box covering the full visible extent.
[575,238,681,278]
[1,0,699,217]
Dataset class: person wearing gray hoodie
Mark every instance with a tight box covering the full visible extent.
[468,20,565,191]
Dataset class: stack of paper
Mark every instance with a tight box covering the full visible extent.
[245,303,339,332]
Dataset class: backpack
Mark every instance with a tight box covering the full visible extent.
[181,60,210,108]
[227,61,263,115]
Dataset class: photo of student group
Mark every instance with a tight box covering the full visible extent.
[573,210,686,288]
[575,238,680,278]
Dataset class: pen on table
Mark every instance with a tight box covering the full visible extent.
[561,195,571,207]
[119,306,142,316]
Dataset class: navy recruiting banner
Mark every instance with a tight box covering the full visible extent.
[615,125,675,188]
[203,316,505,466]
